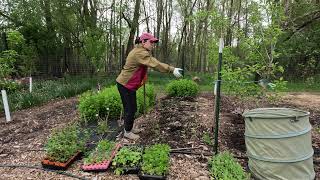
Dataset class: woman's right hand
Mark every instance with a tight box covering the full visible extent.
[173,68,183,78]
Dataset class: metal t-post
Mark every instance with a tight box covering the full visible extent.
[143,84,146,115]
[214,38,224,155]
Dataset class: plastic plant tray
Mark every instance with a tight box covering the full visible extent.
[115,144,144,174]
[81,143,122,172]
[41,151,82,170]
[138,173,167,180]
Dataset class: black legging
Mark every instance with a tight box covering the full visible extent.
[117,82,137,131]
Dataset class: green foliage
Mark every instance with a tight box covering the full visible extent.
[78,86,122,122]
[97,120,109,136]
[78,84,155,122]
[0,79,22,93]
[220,66,262,98]
[7,30,26,50]
[208,151,250,180]
[141,144,170,176]
[45,124,89,163]
[78,91,103,121]
[83,140,115,165]
[0,50,18,78]
[112,146,143,175]
[0,76,115,113]
[166,79,199,97]
[202,132,213,146]
[4,30,37,76]
[83,29,106,70]
[137,84,155,114]
[99,86,123,119]
[276,2,320,80]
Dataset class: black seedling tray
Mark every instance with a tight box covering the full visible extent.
[138,173,167,180]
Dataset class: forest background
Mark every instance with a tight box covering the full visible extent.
[0,0,319,89]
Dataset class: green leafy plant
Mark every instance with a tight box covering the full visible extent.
[208,151,250,180]
[0,79,22,93]
[166,79,199,97]
[78,84,155,122]
[202,132,213,146]
[83,140,115,165]
[0,50,18,78]
[45,124,89,162]
[141,144,170,176]
[96,119,108,136]
[112,146,143,175]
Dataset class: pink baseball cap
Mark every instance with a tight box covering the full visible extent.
[139,32,159,43]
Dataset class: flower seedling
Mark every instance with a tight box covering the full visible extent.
[112,146,143,175]
[141,144,170,177]
[83,140,116,165]
[44,124,88,163]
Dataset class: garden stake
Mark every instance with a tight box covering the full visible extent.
[1,90,11,122]
[143,84,146,115]
[213,38,224,155]
[29,76,32,93]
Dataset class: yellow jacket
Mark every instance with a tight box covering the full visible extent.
[116,45,175,90]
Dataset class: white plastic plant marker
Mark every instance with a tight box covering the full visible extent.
[219,38,224,53]
[29,76,32,93]
[1,90,11,122]
[214,82,218,96]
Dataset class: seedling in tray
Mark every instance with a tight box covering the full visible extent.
[139,144,170,180]
[42,124,89,170]
[82,140,121,171]
[112,145,143,175]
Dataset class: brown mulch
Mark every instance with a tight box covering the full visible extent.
[0,92,319,179]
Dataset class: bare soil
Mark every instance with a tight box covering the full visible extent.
[0,92,319,180]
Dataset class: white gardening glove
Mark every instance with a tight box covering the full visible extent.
[267,83,276,90]
[173,68,183,78]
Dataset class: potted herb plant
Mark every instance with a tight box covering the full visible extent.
[139,144,170,180]
[42,124,89,170]
[112,145,143,175]
[82,140,121,171]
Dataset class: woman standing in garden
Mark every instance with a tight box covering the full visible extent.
[116,32,183,140]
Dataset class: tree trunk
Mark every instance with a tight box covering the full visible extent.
[125,0,141,56]
[226,0,234,46]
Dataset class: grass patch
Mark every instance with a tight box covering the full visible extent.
[284,82,320,92]
[0,75,116,113]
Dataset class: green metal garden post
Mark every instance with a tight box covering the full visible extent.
[214,38,224,155]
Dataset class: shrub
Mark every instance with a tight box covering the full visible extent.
[136,84,155,114]
[141,144,170,176]
[45,124,89,162]
[78,92,102,121]
[208,151,250,180]
[166,79,199,97]
[99,86,123,119]
[0,79,22,93]
[78,84,155,122]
